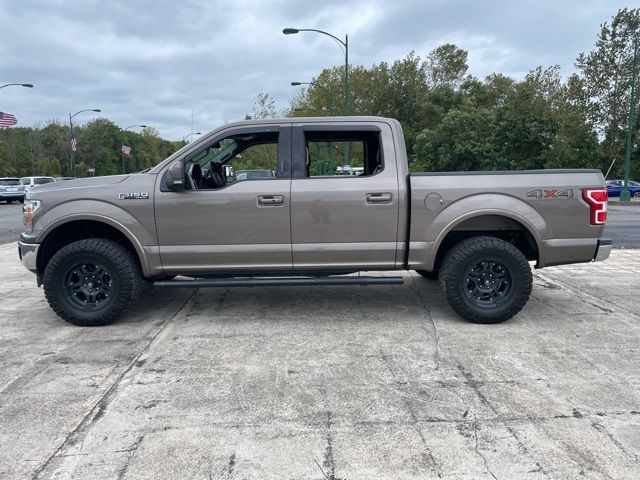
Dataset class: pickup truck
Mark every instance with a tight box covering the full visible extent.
[18,116,611,326]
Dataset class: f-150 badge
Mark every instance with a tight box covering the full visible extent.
[118,192,149,200]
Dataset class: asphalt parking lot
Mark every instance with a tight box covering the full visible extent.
[1,238,640,479]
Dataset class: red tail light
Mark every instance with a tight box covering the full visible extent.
[582,189,607,225]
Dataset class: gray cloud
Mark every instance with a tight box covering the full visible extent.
[0,0,638,140]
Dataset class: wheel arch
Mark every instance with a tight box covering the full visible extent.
[429,208,544,272]
[36,215,151,276]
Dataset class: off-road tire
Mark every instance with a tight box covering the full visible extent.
[43,238,143,326]
[415,269,438,280]
[438,236,532,324]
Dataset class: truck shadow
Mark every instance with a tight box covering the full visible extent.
[128,277,453,325]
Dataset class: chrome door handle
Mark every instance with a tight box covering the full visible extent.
[366,192,392,204]
[257,195,284,206]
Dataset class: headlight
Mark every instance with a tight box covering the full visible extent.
[23,200,41,232]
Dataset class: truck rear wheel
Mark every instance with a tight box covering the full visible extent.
[43,239,143,326]
[438,236,532,324]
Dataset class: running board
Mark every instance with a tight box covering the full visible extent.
[153,276,405,288]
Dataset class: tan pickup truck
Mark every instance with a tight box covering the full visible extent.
[18,116,611,326]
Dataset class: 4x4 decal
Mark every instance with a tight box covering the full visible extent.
[526,189,573,199]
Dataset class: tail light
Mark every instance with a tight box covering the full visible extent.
[582,189,607,225]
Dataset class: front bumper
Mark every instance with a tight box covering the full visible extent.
[593,239,612,262]
[18,240,39,272]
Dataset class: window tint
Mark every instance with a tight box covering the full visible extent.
[20,178,29,185]
[0,179,21,186]
[34,178,54,185]
[304,131,382,177]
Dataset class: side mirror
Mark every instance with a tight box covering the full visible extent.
[165,160,185,191]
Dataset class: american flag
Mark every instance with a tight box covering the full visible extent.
[121,145,132,155]
[70,133,77,152]
[0,111,18,127]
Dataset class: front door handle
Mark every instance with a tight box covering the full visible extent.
[366,192,393,204]
[258,195,284,207]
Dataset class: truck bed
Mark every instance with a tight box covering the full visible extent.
[406,169,606,270]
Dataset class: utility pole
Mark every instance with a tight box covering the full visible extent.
[621,41,639,202]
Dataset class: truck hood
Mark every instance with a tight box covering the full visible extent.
[31,175,130,194]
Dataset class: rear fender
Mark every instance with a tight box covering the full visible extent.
[427,194,546,270]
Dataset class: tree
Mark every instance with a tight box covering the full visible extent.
[426,43,469,88]
[576,8,640,176]
[247,92,277,119]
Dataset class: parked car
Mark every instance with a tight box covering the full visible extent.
[234,169,276,181]
[0,177,25,203]
[18,116,610,327]
[20,176,56,190]
[606,179,640,197]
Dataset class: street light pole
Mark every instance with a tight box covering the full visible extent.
[69,108,101,177]
[121,124,147,174]
[621,41,639,203]
[291,81,335,171]
[283,27,350,172]
[182,132,202,142]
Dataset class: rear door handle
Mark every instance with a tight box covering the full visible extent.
[257,195,284,207]
[366,192,393,204]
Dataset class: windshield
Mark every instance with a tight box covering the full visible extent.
[0,179,21,186]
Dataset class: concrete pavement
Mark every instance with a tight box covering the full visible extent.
[1,243,639,479]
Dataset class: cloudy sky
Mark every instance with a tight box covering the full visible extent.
[1,0,638,140]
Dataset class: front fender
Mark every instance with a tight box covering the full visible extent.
[33,200,158,276]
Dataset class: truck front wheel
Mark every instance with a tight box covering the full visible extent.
[43,239,143,326]
[438,236,532,324]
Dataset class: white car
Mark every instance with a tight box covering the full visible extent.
[19,176,56,191]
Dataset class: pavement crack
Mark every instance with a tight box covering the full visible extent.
[535,272,627,318]
[225,452,236,479]
[322,411,339,480]
[380,346,442,477]
[411,276,442,370]
[472,413,497,480]
[591,421,640,465]
[116,435,145,480]
[455,363,550,478]
[31,289,197,480]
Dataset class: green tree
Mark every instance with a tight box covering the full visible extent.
[576,8,640,176]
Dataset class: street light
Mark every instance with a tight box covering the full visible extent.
[182,132,202,142]
[621,41,639,202]
[284,26,350,171]
[283,28,348,116]
[122,124,147,174]
[69,108,101,177]
[0,83,34,89]
[290,81,333,115]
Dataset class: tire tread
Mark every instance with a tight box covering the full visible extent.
[438,236,532,324]
[43,239,143,326]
